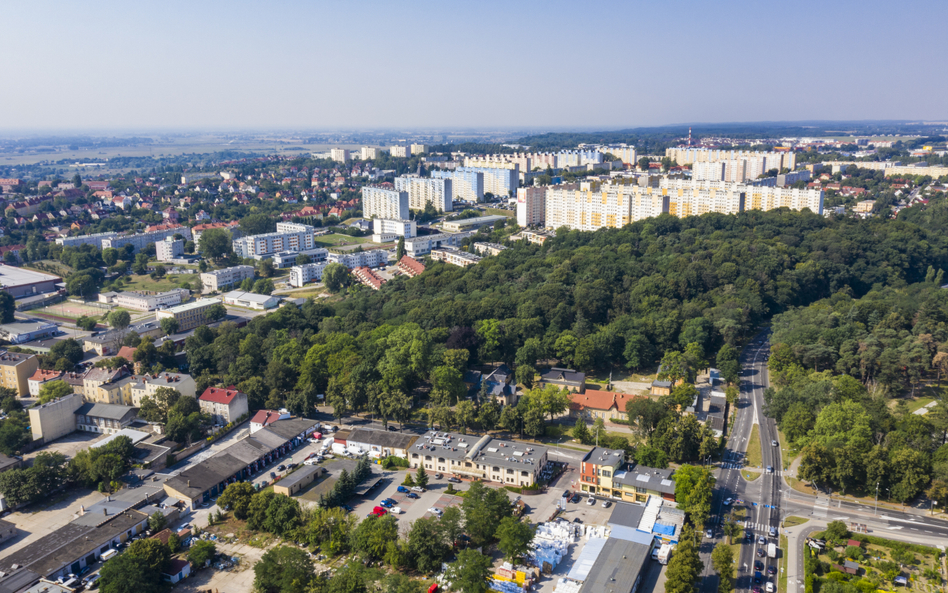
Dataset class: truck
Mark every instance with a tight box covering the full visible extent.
[767,543,777,559]
[657,544,672,565]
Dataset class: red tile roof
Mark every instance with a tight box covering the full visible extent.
[397,255,425,277]
[569,389,643,413]
[116,346,137,361]
[29,369,63,382]
[250,409,282,426]
[199,387,242,404]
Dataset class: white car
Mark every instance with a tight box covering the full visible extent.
[428,507,442,516]
[766,583,774,593]
[586,496,595,506]
[390,507,403,514]
[411,486,426,493]
[723,498,733,506]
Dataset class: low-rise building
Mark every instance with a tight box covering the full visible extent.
[430,247,482,267]
[273,465,323,496]
[250,409,290,434]
[222,290,280,310]
[0,320,59,344]
[113,288,189,311]
[200,265,254,293]
[569,390,641,422]
[612,464,677,504]
[27,369,64,397]
[0,265,62,298]
[342,428,418,459]
[408,431,549,487]
[396,255,425,277]
[28,392,84,441]
[327,249,389,269]
[289,262,329,287]
[537,367,585,393]
[198,387,249,425]
[473,242,507,256]
[271,247,328,269]
[0,350,39,396]
[402,231,472,257]
[155,298,221,332]
[75,402,138,435]
[352,266,385,290]
[580,446,625,496]
[163,559,191,584]
[441,214,510,233]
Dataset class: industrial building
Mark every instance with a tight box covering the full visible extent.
[0,265,62,299]
[0,320,59,344]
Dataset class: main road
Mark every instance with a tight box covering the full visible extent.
[701,331,948,593]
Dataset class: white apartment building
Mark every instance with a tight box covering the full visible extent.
[402,231,472,257]
[371,218,417,243]
[361,186,409,220]
[156,237,184,262]
[431,169,484,203]
[743,185,824,214]
[517,186,547,227]
[391,146,410,158]
[604,145,636,164]
[200,265,255,292]
[668,148,795,175]
[410,144,427,155]
[394,176,454,212]
[328,250,389,269]
[460,165,518,197]
[101,226,192,254]
[692,161,728,182]
[361,147,379,160]
[114,288,190,311]
[289,262,330,287]
[232,223,315,258]
[544,181,670,231]
[430,248,482,267]
[56,232,118,249]
[660,178,746,217]
[330,148,350,163]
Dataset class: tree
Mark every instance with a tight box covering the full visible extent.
[0,292,13,324]
[257,258,276,279]
[716,344,741,385]
[673,465,715,530]
[159,317,179,335]
[664,525,702,593]
[445,549,492,593]
[496,516,534,563]
[124,538,171,576]
[99,554,165,593]
[824,520,850,543]
[462,481,513,548]
[350,513,398,560]
[323,263,350,293]
[407,516,450,573]
[76,315,98,331]
[37,380,73,404]
[198,228,232,260]
[108,310,131,330]
[253,278,275,295]
[477,397,500,430]
[415,465,429,488]
[205,303,227,322]
[396,236,405,260]
[187,540,216,567]
[711,542,735,593]
[218,481,255,520]
[572,417,591,444]
[147,510,166,533]
[638,156,651,171]
[253,546,314,593]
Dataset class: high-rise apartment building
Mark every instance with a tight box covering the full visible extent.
[410,144,428,155]
[360,147,379,160]
[458,165,518,197]
[544,180,670,231]
[232,223,315,258]
[660,179,746,217]
[604,145,636,164]
[742,184,824,213]
[517,186,547,227]
[431,169,484,203]
[668,148,795,181]
[361,186,409,220]
[330,148,350,163]
[394,176,453,212]
[391,146,410,158]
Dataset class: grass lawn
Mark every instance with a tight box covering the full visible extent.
[776,428,796,472]
[116,273,196,292]
[906,395,935,413]
[314,233,371,247]
[485,208,514,218]
[778,534,788,593]
[25,260,74,277]
[743,470,760,482]
[782,516,808,528]
[747,424,763,469]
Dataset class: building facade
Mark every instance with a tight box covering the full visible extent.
[289,262,329,287]
[432,169,484,203]
[232,223,315,258]
[330,148,350,163]
[390,146,409,158]
[402,231,471,257]
[517,185,547,227]
[430,248,482,267]
[408,431,549,487]
[460,165,518,197]
[0,351,39,396]
[222,291,280,310]
[371,218,417,241]
[361,186,409,220]
[394,176,453,212]
[200,264,255,293]
[360,147,379,160]
[156,237,184,262]
[101,226,191,254]
[155,298,221,332]
[112,289,189,311]
[28,392,84,441]
[198,387,249,424]
[327,249,389,269]
[28,369,64,397]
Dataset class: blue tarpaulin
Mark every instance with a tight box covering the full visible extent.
[653,522,676,536]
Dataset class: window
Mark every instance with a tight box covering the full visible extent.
[602,470,611,478]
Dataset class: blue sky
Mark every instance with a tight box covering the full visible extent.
[1,0,945,131]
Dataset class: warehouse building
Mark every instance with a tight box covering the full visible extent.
[0,265,62,298]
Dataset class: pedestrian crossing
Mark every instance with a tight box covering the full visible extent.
[720,462,792,477]
[707,516,776,534]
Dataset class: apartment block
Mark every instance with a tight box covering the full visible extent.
[604,145,636,164]
[517,185,547,226]
[200,265,255,292]
[101,226,192,254]
[198,387,249,425]
[408,430,549,487]
[394,176,453,212]
[660,178,745,217]
[330,148,350,163]
[55,232,118,249]
[232,223,315,258]
[430,247,482,267]
[403,231,471,257]
[28,392,84,441]
[289,262,329,287]
[390,146,410,158]
[372,218,417,239]
[0,351,39,397]
[328,249,389,269]
[396,255,425,277]
[459,165,518,197]
[271,247,328,269]
[410,144,427,155]
[352,266,385,290]
[156,237,184,262]
[544,180,670,231]
[431,169,484,203]
[360,147,379,160]
[155,298,221,332]
[742,185,824,214]
[361,186,409,220]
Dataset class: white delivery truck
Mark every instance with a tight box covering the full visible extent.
[657,544,672,565]
[767,543,777,559]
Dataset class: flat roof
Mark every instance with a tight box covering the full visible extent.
[411,431,547,471]
[223,290,277,303]
[0,265,61,288]
[91,428,150,449]
[444,215,509,226]
[276,465,322,489]
[579,538,651,593]
[607,501,647,529]
[0,321,57,334]
[161,297,219,314]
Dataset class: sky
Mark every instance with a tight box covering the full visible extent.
[1,0,946,132]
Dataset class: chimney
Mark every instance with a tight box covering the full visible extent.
[102,508,107,516]
[187,480,191,487]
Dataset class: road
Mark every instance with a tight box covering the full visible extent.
[700,331,948,593]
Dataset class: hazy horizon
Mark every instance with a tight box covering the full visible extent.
[2,0,946,131]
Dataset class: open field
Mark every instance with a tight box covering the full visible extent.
[33,299,110,320]
[485,208,515,218]
[315,233,371,247]
[118,273,198,292]
[24,261,74,277]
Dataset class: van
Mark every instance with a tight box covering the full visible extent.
[100,549,118,562]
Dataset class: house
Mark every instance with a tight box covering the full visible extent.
[650,365,684,396]
[250,409,290,434]
[198,387,249,425]
[538,367,585,393]
[612,463,677,504]
[163,558,191,584]
[342,428,418,459]
[481,364,517,405]
[75,402,138,435]
[396,255,425,277]
[569,389,643,422]
[27,368,64,397]
[580,447,625,497]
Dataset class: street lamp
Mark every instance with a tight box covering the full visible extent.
[874,482,879,515]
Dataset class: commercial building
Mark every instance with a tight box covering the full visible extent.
[390,146,410,158]
[101,226,191,254]
[371,218,417,243]
[163,417,319,508]
[441,214,510,233]
[328,249,389,269]
[432,169,484,203]
[0,265,62,298]
[517,186,547,226]
[394,176,453,212]
[352,266,386,290]
[28,368,64,397]
[360,147,379,160]
[75,402,138,435]
[580,447,678,505]
[0,320,59,344]
[155,298,221,332]
[232,223,315,258]
[198,387,249,424]
[155,237,184,262]
[330,148,350,163]
[461,165,518,197]
[0,351,39,396]
[273,465,323,496]
[361,186,409,220]
[408,431,549,487]
[396,255,425,277]
[403,231,471,257]
[222,290,280,310]
[289,262,329,287]
[28,392,84,441]
[200,264,255,292]
[430,247,482,267]
[111,288,189,311]
[338,428,417,459]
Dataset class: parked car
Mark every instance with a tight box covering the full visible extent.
[768,566,777,576]
[387,426,398,432]
[306,452,317,460]
[435,473,444,479]
[270,472,277,479]
[757,548,765,557]
[428,507,443,516]
[380,499,395,508]
[397,486,409,493]
[277,464,286,471]
[754,561,764,571]
[411,486,426,493]
[570,494,580,503]
[586,496,595,506]
[447,477,461,483]
[601,500,611,508]
[341,504,353,512]
[723,498,733,506]
[766,583,774,593]
[390,507,403,514]
[406,492,420,499]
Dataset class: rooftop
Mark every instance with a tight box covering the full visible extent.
[223,290,277,304]
[0,265,61,289]
[74,402,138,421]
[0,321,57,335]
[412,430,547,471]
[275,465,322,489]
[0,351,35,366]
[583,447,625,469]
[539,367,585,386]
[346,428,417,450]
[579,537,651,593]
[199,387,243,405]
[29,368,63,383]
[160,297,219,315]
[612,463,676,495]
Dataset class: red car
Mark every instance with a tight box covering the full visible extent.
[369,506,387,517]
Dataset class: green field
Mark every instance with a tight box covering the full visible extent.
[746,424,763,469]
[314,233,371,247]
[485,208,515,218]
[118,273,198,293]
